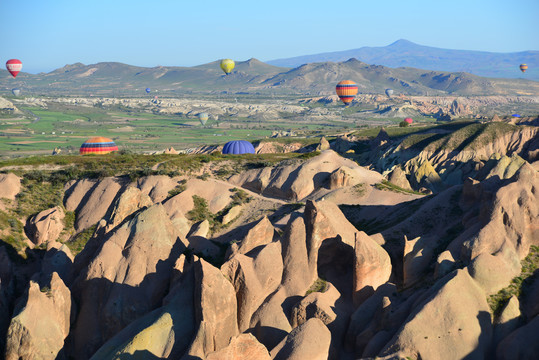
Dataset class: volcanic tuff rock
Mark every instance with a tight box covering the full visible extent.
[5,273,71,360]
[0,247,15,353]
[64,177,124,232]
[248,214,318,349]
[270,318,331,360]
[230,150,382,201]
[345,283,397,355]
[71,203,183,358]
[222,204,243,225]
[136,175,183,203]
[496,316,539,360]
[317,136,331,151]
[381,269,492,360]
[254,141,304,154]
[221,241,283,332]
[41,243,74,284]
[492,296,521,348]
[183,259,239,358]
[458,162,539,262]
[25,206,65,245]
[353,231,392,306]
[104,185,153,232]
[206,333,271,360]
[0,147,538,359]
[0,173,21,200]
[329,166,359,189]
[163,178,235,213]
[468,252,520,295]
[290,283,351,359]
[370,122,539,192]
[88,254,198,359]
[387,166,412,191]
[227,216,275,257]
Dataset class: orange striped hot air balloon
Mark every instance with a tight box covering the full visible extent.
[520,64,528,73]
[80,137,118,155]
[336,80,358,105]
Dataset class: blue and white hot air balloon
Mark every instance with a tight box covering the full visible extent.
[222,140,255,155]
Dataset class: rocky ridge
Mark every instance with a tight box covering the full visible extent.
[0,147,537,359]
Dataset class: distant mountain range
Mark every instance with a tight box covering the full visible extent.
[1,54,538,97]
[268,39,539,80]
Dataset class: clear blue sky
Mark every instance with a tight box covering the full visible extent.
[1,0,538,73]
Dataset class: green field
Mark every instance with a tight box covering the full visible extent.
[0,98,444,158]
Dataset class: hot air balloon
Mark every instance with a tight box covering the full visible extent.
[145,88,151,94]
[6,59,22,78]
[220,59,235,75]
[404,117,413,124]
[520,64,528,73]
[222,140,255,154]
[336,80,358,106]
[80,137,118,155]
[512,114,521,118]
[385,88,394,97]
[198,112,209,126]
[12,88,21,96]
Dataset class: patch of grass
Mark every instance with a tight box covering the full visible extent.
[400,133,443,150]
[40,286,52,297]
[353,183,366,196]
[423,122,519,153]
[167,180,187,198]
[488,245,539,318]
[197,173,210,181]
[15,180,64,218]
[230,188,252,206]
[374,180,423,195]
[352,124,435,139]
[0,210,28,259]
[64,224,97,256]
[306,277,328,295]
[186,195,212,223]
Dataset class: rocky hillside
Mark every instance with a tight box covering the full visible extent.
[2,57,539,96]
[0,145,537,359]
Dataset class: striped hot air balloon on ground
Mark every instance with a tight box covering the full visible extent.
[336,80,358,106]
[520,64,528,73]
[404,117,413,124]
[80,137,118,155]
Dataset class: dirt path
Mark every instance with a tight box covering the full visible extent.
[21,108,41,124]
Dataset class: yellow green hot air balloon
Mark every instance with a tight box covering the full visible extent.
[220,59,235,75]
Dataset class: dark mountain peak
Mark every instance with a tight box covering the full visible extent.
[343,58,362,64]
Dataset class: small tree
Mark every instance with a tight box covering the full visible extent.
[399,121,409,127]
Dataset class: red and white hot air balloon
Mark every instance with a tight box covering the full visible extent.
[6,59,22,78]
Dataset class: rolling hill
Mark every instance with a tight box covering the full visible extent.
[1,56,538,97]
[267,39,539,80]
